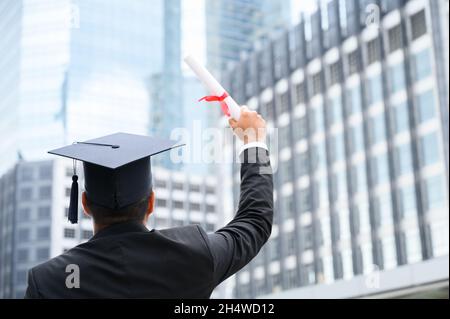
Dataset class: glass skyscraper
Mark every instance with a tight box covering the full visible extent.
[223,0,448,298]
[205,0,293,79]
[0,0,180,174]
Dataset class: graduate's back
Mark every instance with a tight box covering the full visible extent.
[25,222,215,298]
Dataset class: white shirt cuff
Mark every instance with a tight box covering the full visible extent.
[239,141,269,156]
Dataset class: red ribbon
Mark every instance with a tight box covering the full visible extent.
[198,92,230,117]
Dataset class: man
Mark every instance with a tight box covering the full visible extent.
[25,106,273,298]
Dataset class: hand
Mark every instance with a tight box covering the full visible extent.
[229,105,267,144]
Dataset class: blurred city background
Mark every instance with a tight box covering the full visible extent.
[0,0,448,299]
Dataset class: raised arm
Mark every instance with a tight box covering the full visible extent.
[204,107,274,286]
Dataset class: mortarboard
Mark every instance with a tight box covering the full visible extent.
[48,132,183,224]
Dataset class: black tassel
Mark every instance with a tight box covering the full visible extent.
[68,174,78,224]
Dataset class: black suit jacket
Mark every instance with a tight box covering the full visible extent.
[25,148,273,298]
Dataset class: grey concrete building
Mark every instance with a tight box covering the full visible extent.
[223,0,449,298]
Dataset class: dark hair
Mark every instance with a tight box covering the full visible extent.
[86,195,151,225]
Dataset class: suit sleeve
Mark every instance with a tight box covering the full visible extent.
[205,147,273,286]
[24,268,41,299]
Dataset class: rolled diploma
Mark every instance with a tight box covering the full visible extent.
[184,55,241,120]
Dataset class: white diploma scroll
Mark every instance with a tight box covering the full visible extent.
[184,55,241,120]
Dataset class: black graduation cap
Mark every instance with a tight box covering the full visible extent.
[48,132,183,224]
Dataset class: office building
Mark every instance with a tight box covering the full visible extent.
[223,0,449,298]
[0,0,181,174]
[205,0,293,79]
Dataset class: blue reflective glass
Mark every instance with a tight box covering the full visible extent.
[414,49,432,81]
[416,90,436,123]
[420,133,440,166]
[389,63,405,93]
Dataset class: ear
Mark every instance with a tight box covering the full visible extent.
[144,191,155,223]
[148,191,155,214]
[81,192,92,218]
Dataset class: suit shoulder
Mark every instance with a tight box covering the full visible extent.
[156,225,210,251]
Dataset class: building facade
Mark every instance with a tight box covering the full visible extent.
[223,0,449,298]
[205,0,293,79]
[0,159,220,298]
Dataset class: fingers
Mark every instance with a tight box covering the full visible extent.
[240,105,249,112]
[228,118,238,129]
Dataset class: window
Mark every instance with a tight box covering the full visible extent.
[39,186,51,200]
[388,25,403,53]
[17,249,29,262]
[398,186,417,219]
[294,82,305,105]
[423,176,445,211]
[279,125,290,150]
[389,63,405,94]
[277,92,289,114]
[395,144,413,177]
[346,86,361,115]
[205,186,215,195]
[293,116,307,141]
[18,208,31,221]
[20,188,32,201]
[295,151,309,177]
[190,184,200,192]
[419,133,440,167]
[349,125,365,154]
[302,225,313,250]
[330,134,345,163]
[311,72,322,96]
[416,90,436,123]
[366,38,380,65]
[205,223,215,232]
[38,206,50,219]
[279,159,293,184]
[327,96,342,126]
[392,102,409,134]
[367,75,383,105]
[346,50,359,76]
[189,202,201,211]
[413,49,432,81]
[36,247,49,260]
[154,179,166,188]
[286,269,298,289]
[37,226,50,240]
[16,270,27,285]
[328,62,340,86]
[299,187,311,213]
[370,113,386,145]
[371,153,390,186]
[261,100,274,119]
[64,228,76,239]
[301,263,315,285]
[65,187,71,197]
[287,232,296,256]
[173,182,183,191]
[18,228,30,243]
[20,167,33,182]
[282,195,295,219]
[411,10,427,40]
[269,237,280,261]
[173,201,184,209]
[206,204,215,213]
[156,198,167,207]
[39,165,52,179]
[82,230,93,240]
